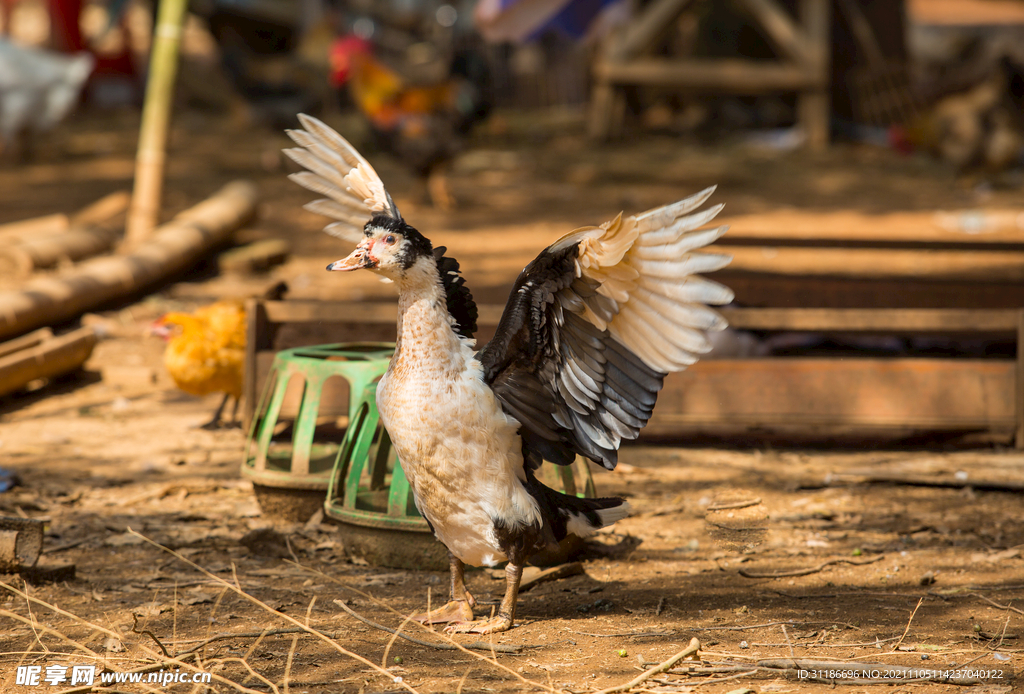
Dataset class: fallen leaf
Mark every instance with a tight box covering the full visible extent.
[105,533,144,546]
[134,601,167,617]
[180,591,219,606]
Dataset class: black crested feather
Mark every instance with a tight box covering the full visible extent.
[433,246,478,339]
[478,241,667,471]
[368,214,432,270]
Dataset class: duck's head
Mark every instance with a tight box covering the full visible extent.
[327,214,433,281]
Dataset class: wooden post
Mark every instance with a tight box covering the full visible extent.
[798,0,830,151]
[1016,309,1024,448]
[123,0,189,248]
[243,298,269,432]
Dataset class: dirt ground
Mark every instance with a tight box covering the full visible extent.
[1,107,1022,693]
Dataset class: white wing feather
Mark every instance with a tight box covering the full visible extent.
[557,188,735,373]
[284,113,400,244]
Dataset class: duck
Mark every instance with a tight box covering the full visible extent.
[283,114,734,634]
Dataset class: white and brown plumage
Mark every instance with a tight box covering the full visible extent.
[284,114,734,634]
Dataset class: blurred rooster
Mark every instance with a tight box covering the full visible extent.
[330,37,492,209]
[903,56,1024,174]
[151,283,286,429]
[0,39,93,160]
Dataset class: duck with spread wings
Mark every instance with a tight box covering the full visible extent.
[284,114,734,634]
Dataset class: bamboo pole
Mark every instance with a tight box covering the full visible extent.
[0,327,98,398]
[0,328,54,360]
[123,0,189,248]
[0,224,123,275]
[0,214,68,243]
[0,181,257,341]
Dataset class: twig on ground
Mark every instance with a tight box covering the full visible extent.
[890,597,924,652]
[700,620,859,631]
[334,599,522,654]
[970,593,1024,616]
[991,604,1014,650]
[682,669,760,687]
[175,627,340,657]
[569,630,674,638]
[2,585,252,694]
[382,609,417,667]
[781,624,795,659]
[592,637,701,694]
[283,634,299,694]
[663,666,752,675]
[739,555,883,578]
[288,561,561,693]
[127,529,422,694]
[132,613,171,658]
[706,498,761,512]
[750,636,900,648]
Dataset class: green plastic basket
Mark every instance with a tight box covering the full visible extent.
[242,343,393,521]
[242,341,601,567]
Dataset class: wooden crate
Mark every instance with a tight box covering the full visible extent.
[712,207,1024,309]
[245,301,1023,447]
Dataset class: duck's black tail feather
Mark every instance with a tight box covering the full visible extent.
[526,474,631,542]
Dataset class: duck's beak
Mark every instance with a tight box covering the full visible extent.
[327,246,376,272]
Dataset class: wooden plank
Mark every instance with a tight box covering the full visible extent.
[595,58,818,91]
[613,0,696,61]
[720,308,1019,333]
[265,302,1019,334]
[738,0,813,64]
[648,358,1015,433]
[717,245,1024,281]
[721,208,1024,246]
[908,0,1024,25]
[263,300,505,326]
[718,273,1024,310]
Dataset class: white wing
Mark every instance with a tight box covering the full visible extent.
[283,113,401,243]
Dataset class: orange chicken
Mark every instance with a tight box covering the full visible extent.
[330,38,492,209]
[151,300,246,429]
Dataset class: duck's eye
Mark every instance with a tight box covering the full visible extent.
[385,235,396,245]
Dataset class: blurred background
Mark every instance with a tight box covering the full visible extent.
[1,5,1024,683]
[1,0,1024,446]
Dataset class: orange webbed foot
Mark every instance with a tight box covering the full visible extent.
[411,599,475,625]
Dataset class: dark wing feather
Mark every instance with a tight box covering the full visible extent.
[433,246,478,340]
[479,188,733,471]
[478,244,663,470]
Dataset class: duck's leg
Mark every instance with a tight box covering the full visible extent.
[446,560,523,634]
[411,551,476,624]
